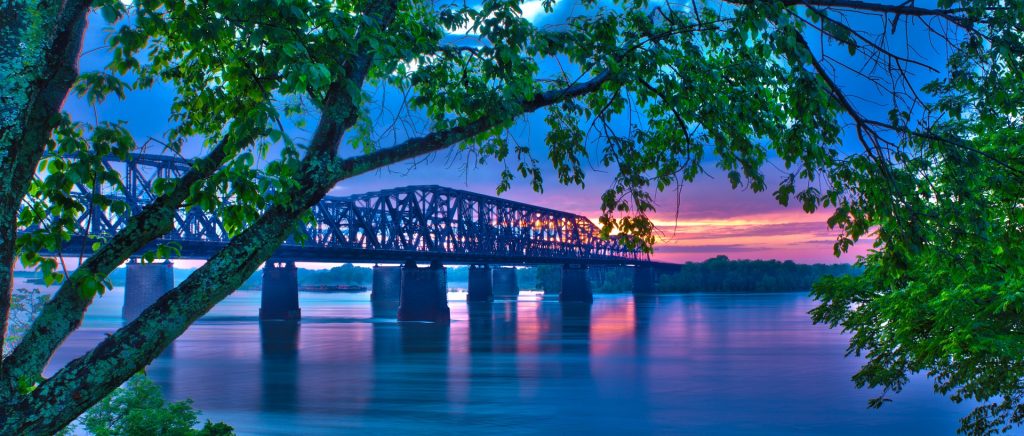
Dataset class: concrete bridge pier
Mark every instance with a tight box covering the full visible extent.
[633,265,657,294]
[123,259,175,321]
[398,260,450,323]
[467,264,493,302]
[492,267,519,299]
[371,299,401,319]
[372,265,403,302]
[560,264,593,303]
[544,275,561,297]
[260,261,301,320]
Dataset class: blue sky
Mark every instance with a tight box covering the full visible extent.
[60,1,956,264]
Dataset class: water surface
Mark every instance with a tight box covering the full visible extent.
[45,285,969,435]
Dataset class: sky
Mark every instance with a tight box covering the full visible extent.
[54,1,959,266]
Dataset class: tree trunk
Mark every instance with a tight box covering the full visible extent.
[0,0,90,390]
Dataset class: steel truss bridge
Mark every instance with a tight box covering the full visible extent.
[36,154,650,265]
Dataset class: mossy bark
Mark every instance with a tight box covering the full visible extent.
[0,0,90,392]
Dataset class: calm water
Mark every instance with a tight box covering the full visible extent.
[42,282,970,435]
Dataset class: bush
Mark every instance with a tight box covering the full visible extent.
[76,375,233,436]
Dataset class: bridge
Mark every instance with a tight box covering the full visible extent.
[29,154,678,322]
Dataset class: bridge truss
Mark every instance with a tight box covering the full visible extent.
[35,154,649,265]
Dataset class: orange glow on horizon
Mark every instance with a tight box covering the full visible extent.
[576,208,866,264]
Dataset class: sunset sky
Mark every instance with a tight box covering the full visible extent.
[60,2,891,266]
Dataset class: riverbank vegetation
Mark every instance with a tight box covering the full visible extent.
[70,375,233,436]
[657,256,859,293]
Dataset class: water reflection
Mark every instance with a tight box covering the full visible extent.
[560,302,591,353]
[260,320,300,413]
[466,302,493,354]
[492,301,517,353]
[632,294,657,340]
[149,342,176,399]
[49,292,974,434]
[399,321,450,354]
[366,310,451,427]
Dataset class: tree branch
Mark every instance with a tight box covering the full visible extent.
[787,0,993,19]
[328,69,613,181]
[0,133,242,392]
[1,0,403,430]
[2,66,613,434]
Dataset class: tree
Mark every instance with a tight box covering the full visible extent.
[535,264,563,294]
[808,3,1024,434]
[77,375,233,436]
[0,0,1019,434]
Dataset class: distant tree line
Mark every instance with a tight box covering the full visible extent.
[445,267,538,292]
[656,256,859,293]
[531,265,634,294]
[25,257,856,294]
[296,264,372,286]
[534,265,561,293]
[238,263,372,289]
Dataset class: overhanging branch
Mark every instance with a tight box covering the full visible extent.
[327,69,614,182]
[0,133,242,391]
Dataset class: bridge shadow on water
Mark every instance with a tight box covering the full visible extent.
[259,320,301,413]
[195,315,383,324]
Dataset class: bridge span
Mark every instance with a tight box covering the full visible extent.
[30,154,679,322]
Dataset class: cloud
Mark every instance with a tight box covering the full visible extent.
[520,0,550,22]
[448,0,559,35]
[654,244,762,254]
[661,221,832,241]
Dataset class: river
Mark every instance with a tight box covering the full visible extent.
[38,281,969,435]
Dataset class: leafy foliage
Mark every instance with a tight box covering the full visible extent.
[5,0,1024,434]
[22,0,852,260]
[2,289,48,356]
[809,2,1024,434]
[4,288,228,435]
[77,375,233,436]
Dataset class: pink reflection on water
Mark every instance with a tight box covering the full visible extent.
[44,290,974,434]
